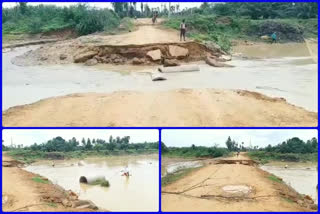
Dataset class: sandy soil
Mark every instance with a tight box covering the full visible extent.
[2,153,96,212]
[80,18,187,45]
[162,153,316,211]
[2,89,317,127]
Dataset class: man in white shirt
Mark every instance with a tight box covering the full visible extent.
[180,19,186,41]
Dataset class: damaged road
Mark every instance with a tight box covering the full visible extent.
[162,153,317,212]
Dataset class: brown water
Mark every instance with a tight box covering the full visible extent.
[24,155,159,211]
[3,42,317,111]
[261,162,318,202]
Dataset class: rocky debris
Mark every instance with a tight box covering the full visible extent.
[205,56,234,68]
[72,200,98,210]
[163,59,180,67]
[62,199,72,207]
[59,54,67,60]
[202,41,226,55]
[146,49,162,61]
[132,57,145,65]
[220,55,232,61]
[151,72,166,81]
[40,56,48,61]
[74,51,98,63]
[2,195,8,205]
[85,58,98,66]
[169,45,189,59]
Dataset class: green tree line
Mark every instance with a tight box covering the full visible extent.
[161,142,229,158]
[191,2,317,19]
[2,136,158,152]
[3,3,120,35]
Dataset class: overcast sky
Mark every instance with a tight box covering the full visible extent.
[162,129,318,148]
[2,129,159,146]
[2,2,203,10]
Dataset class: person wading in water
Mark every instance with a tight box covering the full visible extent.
[180,19,186,41]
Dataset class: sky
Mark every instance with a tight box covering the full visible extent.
[2,129,159,146]
[162,129,318,148]
[2,2,203,10]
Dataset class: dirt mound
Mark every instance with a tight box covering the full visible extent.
[13,40,225,66]
[215,159,258,166]
[250,21,304,42]
[2,89,317,127]
[3,160,24,167]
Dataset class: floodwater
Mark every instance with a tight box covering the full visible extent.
[24,155,159,211]
[162,160,203,177]
[3,42,317,111]
[261,162,318,202]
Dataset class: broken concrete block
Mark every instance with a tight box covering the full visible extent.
[74,51,98,63]
[85,58,98,66]
[146,49,161,61]
[169,45,189,59]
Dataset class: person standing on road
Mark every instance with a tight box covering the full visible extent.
[180,19,186,41]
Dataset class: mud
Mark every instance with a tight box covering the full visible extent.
[12,41,225,66]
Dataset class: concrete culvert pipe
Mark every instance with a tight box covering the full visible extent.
[79,175,106,184]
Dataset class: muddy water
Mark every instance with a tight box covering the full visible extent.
[24,155,159,211]
[261,163,318,202]
[162,161,203,177]
[3,43,317,111]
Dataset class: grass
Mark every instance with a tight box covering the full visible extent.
[162,167,201,187]
[32,176,49,184]
[47,202,57,207]
[8,149,158,164]
[163,15,318,52]
[267,175,283,183]
[247,151,318,164]
[282,197,294,204]
[91,179,110,187]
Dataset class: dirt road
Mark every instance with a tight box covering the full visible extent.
[3,89,317,127]
[2,153,97,212]
[162,153,317,211]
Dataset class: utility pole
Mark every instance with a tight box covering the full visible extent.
[168,2,171,18]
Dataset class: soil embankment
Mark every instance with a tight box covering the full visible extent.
[11,18,227,67]
[3,89,317,127]
[2,153,99,212]
[162,153,317,212]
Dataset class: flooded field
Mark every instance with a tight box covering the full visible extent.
[3,42,317,112]
[24,155,159,211]
[261,163,318,202]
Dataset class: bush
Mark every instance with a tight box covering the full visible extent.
[2,3,120,36]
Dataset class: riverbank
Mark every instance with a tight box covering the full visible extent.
[161,153,317,211]
[2,153,99,212]
[6,149,158,164]
[248,151,318,164]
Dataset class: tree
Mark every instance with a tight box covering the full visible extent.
[161,142,168,153]
[225,136,233,151]
[18,2,28,15]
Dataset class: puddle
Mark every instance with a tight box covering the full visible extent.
[261,163,318,202]
[24,155,159,211]
[3,43,318,112]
